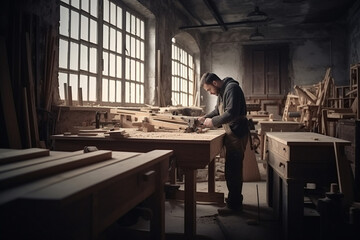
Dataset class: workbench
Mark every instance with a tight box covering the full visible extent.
[258,120,304,160]
[51,128,225,239]
[0,148,172,239]
[264,132,351,240]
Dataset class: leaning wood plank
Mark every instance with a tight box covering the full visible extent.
[23,150,173,201]
[25,33,40,148]
[0,151,140,205]
[0,150,112,190]
[0,148,49,165]
[243,141,261,182]
[148,119,187,130]
[0,150,83,173]
[333,142,354,205]
[294,85,317,104]
[0,37,22,149]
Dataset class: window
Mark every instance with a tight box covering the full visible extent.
[59,0,145,105]
[171,39,194,106]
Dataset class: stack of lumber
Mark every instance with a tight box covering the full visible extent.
[110,106,203,132]
[282,67,356,133]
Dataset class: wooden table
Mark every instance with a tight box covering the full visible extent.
[0,148,172,239]
[258,121,304,160]
[51,128,225,239]
[265,132,351,240]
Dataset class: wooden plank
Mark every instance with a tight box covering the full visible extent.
[0,148,50,165]
[22,150,173,201]
[174,190,224,204]
[0,150,112,190]
[0,151,140,205]
[149,119,187,130]
[243,141,261,182]
[78,87,83,106]
[64,83,68,105]
[22,88,32,148]
[0,150,83,173]
[0,37,22,149]
[333,142,354,205]
[68,85,73,106]
[25,33,40,148]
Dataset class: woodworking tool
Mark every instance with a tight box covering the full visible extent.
[184,117,202,133]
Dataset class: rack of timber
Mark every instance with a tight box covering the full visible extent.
[282,66,358,135]
[110,106,205,132]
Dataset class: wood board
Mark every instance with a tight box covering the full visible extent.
[0,148,50,164]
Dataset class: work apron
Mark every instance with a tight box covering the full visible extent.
[218,101,248,205]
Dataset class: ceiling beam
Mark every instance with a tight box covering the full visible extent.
[179,19,270,30]
[203,0,227,31]
[176,0,205,26]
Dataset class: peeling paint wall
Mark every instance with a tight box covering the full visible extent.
[349,2,360,65]
[199,23,349,113]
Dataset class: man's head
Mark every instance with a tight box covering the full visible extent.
[200,72,222,96]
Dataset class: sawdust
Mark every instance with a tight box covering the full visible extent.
[121,128,225,140]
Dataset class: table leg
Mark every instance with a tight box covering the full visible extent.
[184,169,197,238]
[149,163,166,240]
[208,159,215,193]
[282,179,303,240]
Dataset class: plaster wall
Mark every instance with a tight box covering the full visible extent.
[200,23,349,114]
[349,2,360,65]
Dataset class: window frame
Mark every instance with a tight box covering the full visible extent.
[171,41,194,107]
[58,0,146,106]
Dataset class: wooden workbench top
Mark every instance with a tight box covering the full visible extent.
[53,128,225,142]
[265,132,350,146]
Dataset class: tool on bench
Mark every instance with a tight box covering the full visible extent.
[184,117,203,133]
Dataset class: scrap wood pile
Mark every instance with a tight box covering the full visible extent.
[283,67,357,133]
[110,106,207,133]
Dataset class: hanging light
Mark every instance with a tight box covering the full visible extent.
[247,6,268,21]
[249,26,265,41]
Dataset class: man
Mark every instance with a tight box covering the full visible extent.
[198,72,249,212]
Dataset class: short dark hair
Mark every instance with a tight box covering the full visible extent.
[200,72,221,86]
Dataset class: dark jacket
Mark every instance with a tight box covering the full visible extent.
[205,77,248,138]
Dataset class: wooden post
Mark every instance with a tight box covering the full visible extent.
[78,87,83,106]
[184,169,196,239]
[64,83,68,106]
[68,85,73,106]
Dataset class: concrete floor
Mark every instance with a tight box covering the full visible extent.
[101,180,278,240]
[101,163,283,240]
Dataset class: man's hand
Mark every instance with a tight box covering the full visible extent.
[197,116,206,123]
[203,118,213,128]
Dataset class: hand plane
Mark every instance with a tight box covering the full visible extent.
[184,117,203,133]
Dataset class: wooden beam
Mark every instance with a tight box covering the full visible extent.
[203,0,227,31]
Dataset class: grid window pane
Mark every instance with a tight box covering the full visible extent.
[80,44,88,71]
[58,73,67,99]
[102,78,108,101]
[171,43,194,107]
[70,10,79,39]
[90,0,97,17]
[81,0,89,12]
[89,76,96,101]
[81,15,89,40]
[89,47,97,73]
[104,0,109,22]
[80,75,88,100]
[69,74,78,101]
[69,42,79,70]
[60,6,69,36]
[59,0,145,105]
[59,39,68,68]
